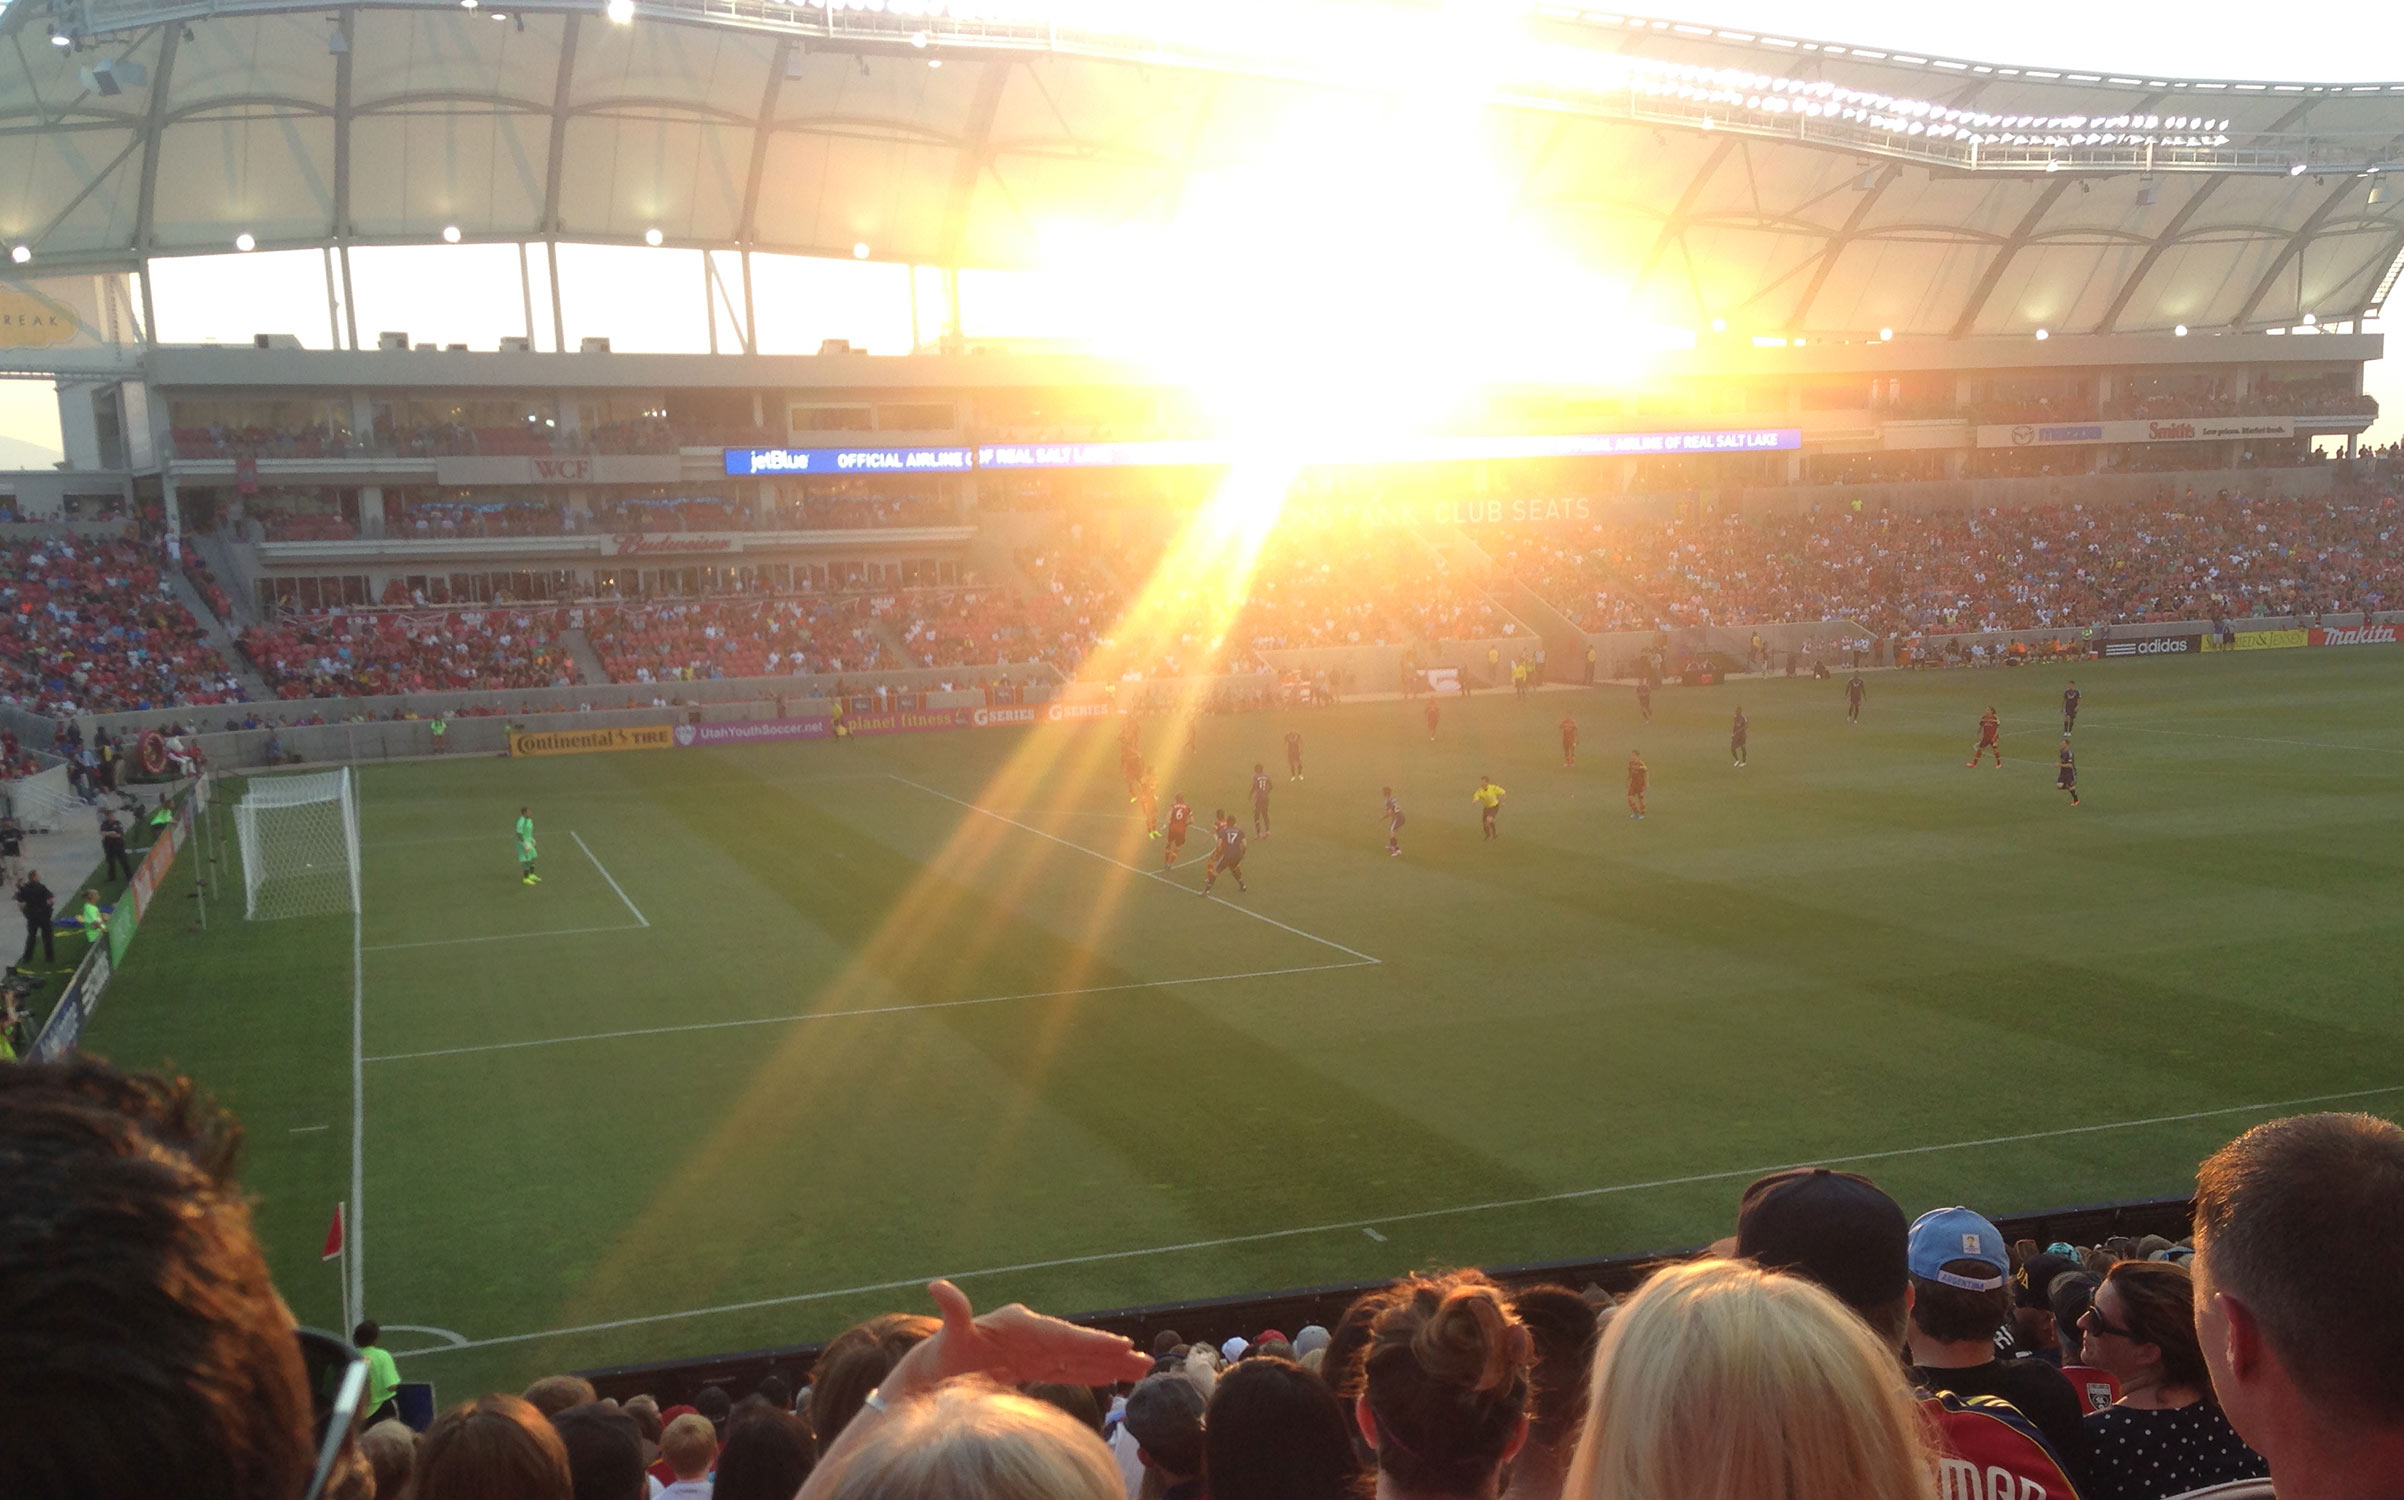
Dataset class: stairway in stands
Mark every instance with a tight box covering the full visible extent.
[559,627,612,687]
[167,565,275,702]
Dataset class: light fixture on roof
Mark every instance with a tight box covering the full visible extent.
[928,58,941,68]
[49,31,70,46]
[910,31,928,48]
[852,241,871,259]
[2371,180,2392,206]
[643,227,663,247]
[1879,327,1893,341]
[234,232,257,252]
[2175,324,2189,336]
[1852,169,1877,190]
[1710,318,1727,333]
[2302,312,2316,326]
[605,0,635,21]
[2035,327,2050,340]
[2290,162,2309,176]
[442,225,462,243]
[461,0,477,9]
[9,245,29,265]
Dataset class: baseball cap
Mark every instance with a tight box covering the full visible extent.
[1122,1373,1205,1473]
[1908,1207,2009,1290]
[1734,1167,1908,1314]
[2014,1251,2082,1309]
[1220,1335,1250,1363]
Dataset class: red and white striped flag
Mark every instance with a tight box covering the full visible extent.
[321,1204,346,1262]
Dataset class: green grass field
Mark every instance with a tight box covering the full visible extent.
[84,649,2404,1399]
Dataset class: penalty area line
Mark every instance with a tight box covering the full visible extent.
[573,831,649,927]
[392,1078,2404,1358]
[887,775,1380,965]
[363,924,645,953]
[363,959,1379,1063]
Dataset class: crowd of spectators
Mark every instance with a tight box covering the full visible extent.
[0,539,249,718]
[15,1060,2402,1500]
[240,610,574,697]
[181,556,237,624]
[1963,387,2379,427]
[586,598,892,682]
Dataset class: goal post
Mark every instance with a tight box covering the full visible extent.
[234,769,361,921]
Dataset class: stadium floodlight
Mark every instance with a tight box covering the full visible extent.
[852,241,871,259]
[1710,318,1727,333]
[2290,162,2309,176]
[234,232,257,252]
[606,0,635,22]
[2302,313,2316,326]
[2175,324,2189,336]
[644,227,664,246]
[442,225,462,243]
[1879,327,1893,341]
[2136,181,2158,206]
[2035,327,2050,340]
[9,245,29,264]
[2372,182,2392,207]
[460,0,477,9]
[49,31,70,47]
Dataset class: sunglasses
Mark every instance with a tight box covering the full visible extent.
[297,1328,370,1500]
[2078,1305,2141,1343]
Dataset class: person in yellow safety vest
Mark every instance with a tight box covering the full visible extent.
[430,716,448,753]
[78,889,107,948]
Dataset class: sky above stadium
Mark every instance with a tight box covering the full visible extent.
[1,2,2400,460]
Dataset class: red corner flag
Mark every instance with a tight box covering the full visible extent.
[321,1204,346,1263]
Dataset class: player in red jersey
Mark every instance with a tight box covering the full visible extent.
[1559,713,1578,768]
[1968,707,2002,768]
[1161,793,1192,868]
[1424,699,1441,741]
[1626,751,1648,819]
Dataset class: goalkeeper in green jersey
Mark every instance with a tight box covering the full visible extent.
[515,806,540,885]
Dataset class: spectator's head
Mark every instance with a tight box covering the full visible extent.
[1151,1329,1185,1358]
[2081,1260,2212,1398]
[806,1381,1121,1500]
[1734,1167,1910,1349]
[2047,1272,2101,1362]
[1204,1356,1366,1500]
[415,1394,573,1500]
[754,1373,792,1411]
[1563,1259,1932,1500]
[692,1384,733,1438]
[709,1408,814,1500]
[357,1419,415,1500]
[619,1397,662,1464]
[1512,1285,1601,1458]
[1905,1206,2012,1351]
[0,1060,316,1500]
[1354,1271,1533,1497]
[1020,1383,1102,1434]
[2194,1111,2404,1467]
[522,1376,598,1421]
[550,1403,646,1500]
[660,1413,717,1482]
[2010,1250,2082,1355]
[809,1312,940,1455]
[1123,1371,1207,1481]
[352,1320,382,1350]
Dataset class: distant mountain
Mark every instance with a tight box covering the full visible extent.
[0,433,64,471]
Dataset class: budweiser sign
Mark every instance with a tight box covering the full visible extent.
[2308,623,2404,647]
[610,534,740,556]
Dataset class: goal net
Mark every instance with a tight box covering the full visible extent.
[234,769,361,921]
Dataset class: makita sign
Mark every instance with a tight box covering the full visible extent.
[2308,623,2404,647]
[2100,634,2200,657]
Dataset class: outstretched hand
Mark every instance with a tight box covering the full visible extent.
[885,1280,1154,1399]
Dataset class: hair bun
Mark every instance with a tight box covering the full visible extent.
[1413,1285,1530,1394]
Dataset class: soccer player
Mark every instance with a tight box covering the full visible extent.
[1138,771,1161,838]
[1968,708,2002,769]
[1120,719,1144,801]
[2062,679,2082,735]
[1424,699,1441,741]
[1250,762,1274,837]
[1471,776,1506,840]
[1846,673,1865,724]
[1730,706,1749,767]
[1381,786,1405,857]
[515,805,540,885]
[1636,679,1653,724]
[2056,738,2081,806]
[1201,812,1248,896]
[1285,729,1305,781]
[1559,713,1579,769]
[1162,793,1192,869]
[1626,751,1648,819]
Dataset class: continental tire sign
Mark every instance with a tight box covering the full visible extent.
[509,725,677,757]
[2100,635,2200,658]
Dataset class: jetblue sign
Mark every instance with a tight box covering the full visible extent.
[724,447,974,476]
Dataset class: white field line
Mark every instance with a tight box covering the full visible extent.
[364,959,1379,1063]
[572,831,649,927]
[363,924,644,953]
[887,775,1381,966]
[390,1079,2404,1359]
[350,788,368,1324]
[369,835,513,847]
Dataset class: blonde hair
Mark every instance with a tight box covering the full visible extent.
[1563,1259,1935,1500]
[662,1412,718,1479]
[804,1380,1123,1500]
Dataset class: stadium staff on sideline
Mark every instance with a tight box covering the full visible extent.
[0,1059,319,1500]
[352,1320,403,1425]
[100,808,131,881]
[14,867,56,969]
[2192,1113,2404,1500]
[77,888,108,950]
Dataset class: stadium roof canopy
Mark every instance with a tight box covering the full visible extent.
[5,0,2404,339]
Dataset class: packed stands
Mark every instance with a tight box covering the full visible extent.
[240,609,575,696]
[585,597,892,681]
[180,555,237,623]
[0,538,249,717]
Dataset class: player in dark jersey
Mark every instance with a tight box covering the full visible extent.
[1625,752,1648,819]
[1424,699,1440,741]
[2062,680,2081,735]
[1381,786,1405,857]
[1730,707,1749,767]
[1284,729,1304,781]
[1201,813,1248,896]
[2056,738,2080,806]
[1968,707,2002,769]
[1559,713,1578,769]
[1636,679,1653,724]
[1846,673,1865,724]
[1250,763,1274,836]
[1162,794,1192,868]
[1138,771,1161,838]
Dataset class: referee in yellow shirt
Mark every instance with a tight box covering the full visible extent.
[1471,776,1507,840]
